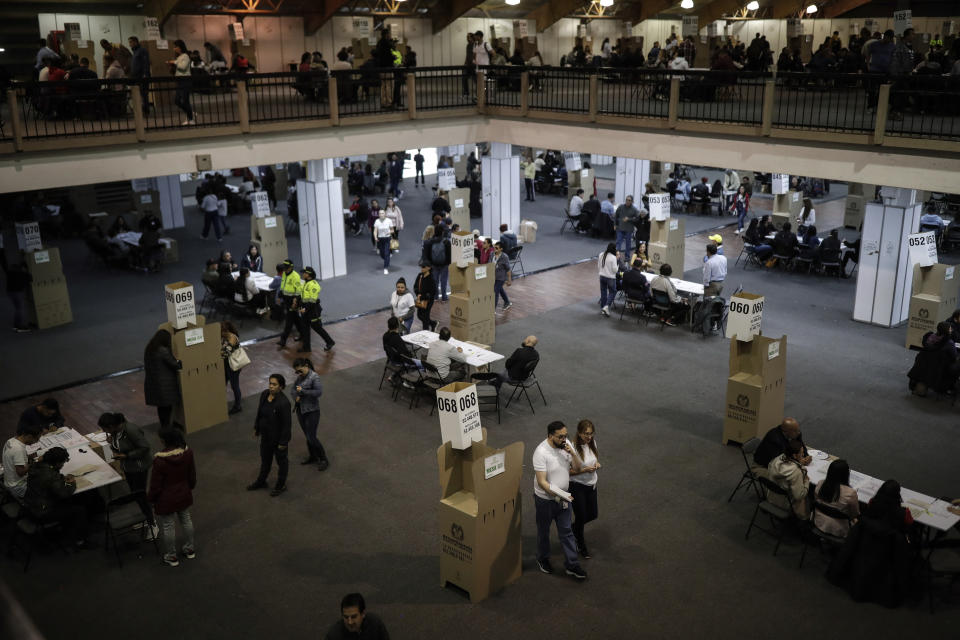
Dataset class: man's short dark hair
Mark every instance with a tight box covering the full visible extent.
[474,30,483,37]
[42,446,69,466]
[706,243,717,255]
[41,398,60,412]
[607,192,614,199]
[659,263,673,276]
[80,57,89,66]
[40,38,48,46]
[495,242,503,249]
[387,316,399,330]
[782,221,792,232]
[129,36,140,45]
[576,189,584,196]
[785,439,803,456]
[632,259,643,268]
[341,593,366,613]
[439,327,451,341]
[16,422,43,439]
[547,421,566,435]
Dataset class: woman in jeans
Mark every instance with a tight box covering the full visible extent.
[221,321,243,415]
[597,242,618,317]
[569,419,601,558]
[168,39,195,125]
[731,185,749,234]
[148,427,197,567]
[292,358,329,470]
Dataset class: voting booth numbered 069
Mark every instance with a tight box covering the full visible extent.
[723,334,787,445]
[437,415,524,603]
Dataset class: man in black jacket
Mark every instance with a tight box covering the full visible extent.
[494,335,539,390]
[413,262,437,331]
[773,221,799,258]
[128,36,150,115]
[753,418,809,468]
[621,260,650,301]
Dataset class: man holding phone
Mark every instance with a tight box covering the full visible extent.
[533,421,588,580]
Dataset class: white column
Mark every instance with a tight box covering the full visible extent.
[154,175,185,229]
[481,144,520,240]
[297,159,347,280]
[614,157,650,206]
[853,190,922,327]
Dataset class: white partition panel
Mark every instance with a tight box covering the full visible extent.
[297,176,347,281]
[614,157,650,206]
[481,153,520,241]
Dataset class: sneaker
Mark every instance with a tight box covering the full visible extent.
[664,319,677,327]
[537,558,553,574]
[257,307,269,316]
[735,229,741,235]
[503,303,513,311]
[578,543,592,559]
[565,565,588,580]
[14,327,30,333]
[384,268,389,275]
[246,481,268,491]
[324,342,335,352]
[270,485,287,497]
[149,524,160,540]
[182,548,196,559]
[163,555,180,567]
[601,306,610,317]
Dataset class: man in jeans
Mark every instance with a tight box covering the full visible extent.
[533,421,588,580]
[199,185,222,241]
[614,195,639,253]
[493,242,512,311]
[462,33,475,97]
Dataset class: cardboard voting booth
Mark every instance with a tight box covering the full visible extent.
[773,191,802,229]
[159,314,228,433]
[448,188,471,231]
[164,281,197,330]
[844,195,866,229]
[451,231,474,269]
[905,264,958,349]
[647,217,684,275]
[519,220,537,243]
[723,334,787,445]
[438,429,524,603]
[449,263,495,346]
[725,293,764,341]
[567,168,594,193]
[251,214,288,275]
[132,189,161,217]
[25,248,73,329]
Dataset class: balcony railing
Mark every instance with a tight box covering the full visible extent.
[2,66,958,155]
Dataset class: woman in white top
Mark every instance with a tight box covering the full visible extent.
[383,197,404,253]
[797,198,816,228]
[234,268,266,314]
[168,39,195,125]
[601,38,612,61]
[597,242,619,317]
[390,277,416,333]
[813,459,859,538]
[373,210,395,275]
[569,419,601,559]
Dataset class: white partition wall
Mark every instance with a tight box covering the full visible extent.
[853,195,922,327]
[481,143,520,240]
[297,159,347,280]
[156,175,185,229]
[615,157,650,206]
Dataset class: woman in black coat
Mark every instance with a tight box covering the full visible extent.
[144,330,182,428]
[246,374,292,497]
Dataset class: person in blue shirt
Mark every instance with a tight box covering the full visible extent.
[600,192,616,221]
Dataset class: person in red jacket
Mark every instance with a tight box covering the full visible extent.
[148,427,197,567]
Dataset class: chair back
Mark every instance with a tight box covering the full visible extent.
[740,437,761,469]
[919,223,940,233]
[518,356,540,382]
[759,475,791,501]
[812,499,852,524]
[421,360,442,379]
[652,288,671,308]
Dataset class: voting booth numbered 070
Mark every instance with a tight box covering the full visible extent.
[725,293,764,342]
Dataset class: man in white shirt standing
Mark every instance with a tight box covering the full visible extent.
[3,423,42,500]
[703,242,727,297]
[473,30,492,67]
[533,421,588,580]
[200,188,223,242]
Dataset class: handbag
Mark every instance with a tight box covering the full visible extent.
[228,345,251,371]
[390,238,399,251]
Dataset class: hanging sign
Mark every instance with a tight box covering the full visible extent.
[648,193,670,221]
[682,16,699,37]
[893,10,912,36]
[771,174,789,195]
[438,168,457,191]
[907,231,937,267]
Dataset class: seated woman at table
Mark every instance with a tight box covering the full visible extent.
[767,440,810,518]
[108,215,131,237]
[240,244,263,273]
[24,446,94,550]
[649,263,688,327]
[813,459,859,538]
[98,412,156,535]
[235,268,267,313]
[801,225,820,250]
[214,262,236,297]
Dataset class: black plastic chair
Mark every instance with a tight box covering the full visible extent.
[507,245,525,276]
[503,358,546,414]
[470,372,501,424]
[560,208,580,235]
[649,289,673,330]
[800,500,851,568]
[727,437,763,502]
[745,476,801,556]
[103,493,160,568]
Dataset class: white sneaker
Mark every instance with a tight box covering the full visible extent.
[149,523,160,540]
[384,268,389,275]
[163,555,180,567]
[734,229,741,235]
[601,306,610,317]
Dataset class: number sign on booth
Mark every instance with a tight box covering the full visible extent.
[648,193,670,221]
[908,231,937,267]
[164,282,197,330]
[16,222,42,251]
[771,174,789,195]
[725,293,764,342]
[438,168,456,191]
[451,233,474,268]
[894,10,912,35]
[563,152,582,172]
[251,191,271,217]
[682,16,699,37]
[436,383,482,450]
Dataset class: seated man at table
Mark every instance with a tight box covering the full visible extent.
[767,439,811,518]
[425,327,468,381]
[650,263,688,327]
[493,335,539,391]
[3,423,43,501]
[579,194,600,233]
[383,317,421,375]
[621,260,651,303]
[201,258,220,291]
[754,417,809,471]
[772,222,800,260]
[17,398,64,434]
[690,177,711,214]
[24,446,94,550]
[817,228,842,265]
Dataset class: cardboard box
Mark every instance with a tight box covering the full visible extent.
[567,168,594,192]
[844,195,866,229]
[437,382,483,450]
[450,263,494,297]
[25,248,72,329]
[437,432,524,603]
[448,188,471,232]
[162,237,179,263]
[160,315,229,433]
[251,214,288,275]
[519,219,537,243]
[722,335,787,445]
[647,218,684,275]
[905,264,959,349]
[164,281,197,329]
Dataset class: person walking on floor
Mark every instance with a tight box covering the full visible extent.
[533,421,588,580]
[277,261,306,351]
[168,40,195,125]
[292,358,329,471]
[597,243,618,317]
[374,209,395,275]
[300,267,336,352]
[98,412,158,538]
[247,374,291,497]
[144,329,182,429]
[493,241,512,311]
[414,261,437,331]
[221,321,244,414]
[569,419,601,559]
[148,427,197,567]
[414,149,425,186]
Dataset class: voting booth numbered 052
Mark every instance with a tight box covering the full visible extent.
[906,263,958,349]
[436,395,524,603]
[723,334,787,445]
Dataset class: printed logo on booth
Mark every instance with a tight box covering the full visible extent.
[736,394,750,408]
[919,308,930,319]
[450,523,464,541]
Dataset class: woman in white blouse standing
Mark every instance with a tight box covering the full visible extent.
[383,197,404,254]
[597,242,619,317]
[570,419,601,559]
[168,40,195,125]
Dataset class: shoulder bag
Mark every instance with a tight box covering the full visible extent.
[228,345,251,371]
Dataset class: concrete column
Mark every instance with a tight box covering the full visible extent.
[155,175,185,229]
[297,159,347,280]
[481,144,520,240]
[853,189,922,327]
[615,157,649,206]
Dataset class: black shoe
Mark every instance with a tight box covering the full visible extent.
[317,459,329,471]
[565,565,588,580]
[270,485,286,497]
[578,543,592,559]
[301,456,318,465]
[537,558,553,574]
[229,404,242,415]
[297,347,312,353]
[246,481,268,491]
[324,342,335,352]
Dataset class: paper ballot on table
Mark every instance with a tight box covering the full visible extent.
[549,484,573,502]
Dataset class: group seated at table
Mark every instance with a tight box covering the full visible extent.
[649,263,689,327]
[907,320,960,397]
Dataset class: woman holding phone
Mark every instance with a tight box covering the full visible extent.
[569,419,601,558]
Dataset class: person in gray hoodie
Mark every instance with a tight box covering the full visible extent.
[293,358,329,470]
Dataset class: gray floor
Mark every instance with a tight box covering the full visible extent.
[4,254,958,639]
[0,169,743,399]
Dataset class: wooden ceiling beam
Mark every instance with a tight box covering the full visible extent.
[694,0,748,24]
[304,0,352,36]
[431,0,486,35]
[823,0,871,19]
[771,0,802,19]
[621,0,678,24]
[526,0,584,33]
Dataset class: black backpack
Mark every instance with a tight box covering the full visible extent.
[430,238,447,266]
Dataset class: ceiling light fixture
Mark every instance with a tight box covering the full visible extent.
[600,0,614,7]
[805,4,817,13]
[505,0,521,5]
[680,0,694,8]
[746,1,759,10]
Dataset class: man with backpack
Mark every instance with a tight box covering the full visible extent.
[430,231,451,302]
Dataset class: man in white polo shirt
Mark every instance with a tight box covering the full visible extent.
[3,423,42,500]
[533,421,587,580]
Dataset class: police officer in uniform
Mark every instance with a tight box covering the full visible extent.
[277,260,304,350]
[300,267,335,352]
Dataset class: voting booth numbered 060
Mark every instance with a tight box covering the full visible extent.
[725,293,764,341]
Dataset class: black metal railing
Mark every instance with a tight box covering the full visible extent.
[248,72,330,123]
[885,74,960,141]
[675,70,767,125]
[144,75,239,131]
[773,72,876,133]
[597,68,670,119]
[16,79,135,140]
[331,68,405,118]
[483,65,522,108]
[528,67,590,114]
[414,66,470,111]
